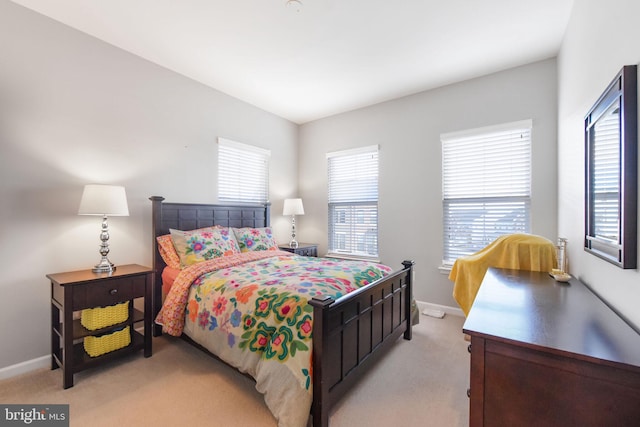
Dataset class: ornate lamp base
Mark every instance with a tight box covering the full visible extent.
[92,215,116,273]
[92,257,115,273]
[289,215,299,248]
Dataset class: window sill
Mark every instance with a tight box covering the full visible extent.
[439,264,453,275]
[326,253,380,263]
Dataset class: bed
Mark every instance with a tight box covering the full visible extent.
[150,196,414,427]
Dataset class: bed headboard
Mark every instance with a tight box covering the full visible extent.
[149,196,271,334]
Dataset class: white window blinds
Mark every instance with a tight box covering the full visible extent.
[590,99,620,242]
[327,145,379,258]
[442,120,532,263]
[218,137,270,204]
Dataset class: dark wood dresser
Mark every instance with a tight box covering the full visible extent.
[463,268,640,427]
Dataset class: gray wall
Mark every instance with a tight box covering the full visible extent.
[298,59,558,308]
[0,2,298,370]
[12,0,629,371]
[558,0,640,330]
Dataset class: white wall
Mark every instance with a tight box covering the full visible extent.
[299,59,558,308]
[558,0,640,330]
[0,2,298,370]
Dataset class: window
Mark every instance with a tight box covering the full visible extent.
[218,137,270,203]
[442,120,532,264]
[327,145,379,258]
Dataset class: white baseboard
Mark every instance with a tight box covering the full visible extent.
[0,355,50,381]
[415,300,464,318]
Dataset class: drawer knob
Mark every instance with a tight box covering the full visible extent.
[468,344,472,353]
[467,388,471,398]
[109,289,118,295]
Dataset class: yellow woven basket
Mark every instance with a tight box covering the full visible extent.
[81,301,129,331]
[84,326,131,357]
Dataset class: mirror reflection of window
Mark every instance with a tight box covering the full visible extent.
[591,99,620,243]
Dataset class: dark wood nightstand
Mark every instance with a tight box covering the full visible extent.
[47,264,153,388]
[278,243,318,257]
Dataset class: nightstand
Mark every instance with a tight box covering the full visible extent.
[278,243,318,257]
[47,264,153,388]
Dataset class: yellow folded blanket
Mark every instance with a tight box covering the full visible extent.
[450,233,557,316]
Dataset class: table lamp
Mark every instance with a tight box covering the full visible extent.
[283,198,304,248]
[78,184,129,273]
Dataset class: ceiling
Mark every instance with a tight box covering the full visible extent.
[11,0,574,124]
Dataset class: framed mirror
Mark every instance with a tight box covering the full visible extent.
[584,65,637,269]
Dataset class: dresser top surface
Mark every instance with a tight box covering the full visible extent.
[463,268,640,369]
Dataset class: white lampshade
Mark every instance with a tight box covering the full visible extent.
[78,184,129,216]
[283,198,304,216]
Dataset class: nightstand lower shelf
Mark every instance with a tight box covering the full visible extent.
[52,331,146,374]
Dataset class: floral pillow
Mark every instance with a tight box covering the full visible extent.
[232,227,278,252]
[170,227,240,267]
[156,234,181,270]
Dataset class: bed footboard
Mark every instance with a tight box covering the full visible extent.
[310,260,414,427]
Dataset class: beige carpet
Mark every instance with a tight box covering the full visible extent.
[0,314,469,427]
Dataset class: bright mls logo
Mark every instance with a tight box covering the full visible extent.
[1,405,69,426]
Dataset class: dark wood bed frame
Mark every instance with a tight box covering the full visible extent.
[150,196,414,427]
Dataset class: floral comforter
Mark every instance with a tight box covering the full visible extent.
[155,251,392,427]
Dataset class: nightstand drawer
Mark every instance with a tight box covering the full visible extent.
[73,276,144,309]
[298,247,317,257]
[278,243,318,257]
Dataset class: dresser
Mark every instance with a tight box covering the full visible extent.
[48,264,153,388]
[463,268,640,426]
